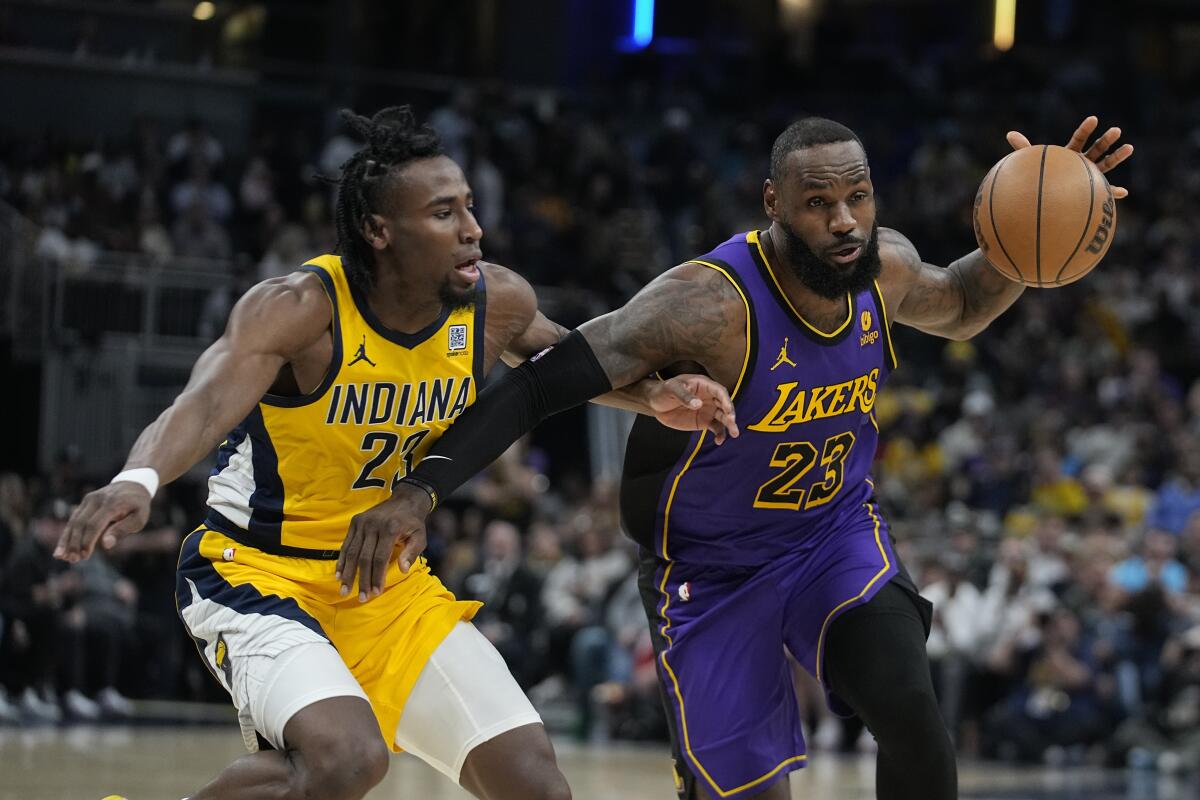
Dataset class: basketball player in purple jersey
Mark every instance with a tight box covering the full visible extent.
[344,116,1132,799]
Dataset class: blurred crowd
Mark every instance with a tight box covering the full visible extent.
[2,53,1200,774]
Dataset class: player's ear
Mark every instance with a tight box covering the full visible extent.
[362,214,391,251]
[763,179,779,222]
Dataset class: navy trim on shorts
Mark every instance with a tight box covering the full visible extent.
[175,529,329,639]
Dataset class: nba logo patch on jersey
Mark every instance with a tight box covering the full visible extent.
[448,324,468,351]
[677,581,693,602]
[222,547,236,562]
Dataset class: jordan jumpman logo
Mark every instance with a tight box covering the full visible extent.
[771,337,797,371]
[347,335,377,367]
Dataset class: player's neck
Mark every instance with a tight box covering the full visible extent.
[762,226,850,330]
[364,266,445,334]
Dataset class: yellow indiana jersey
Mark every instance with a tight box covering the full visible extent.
[206,254,484,556]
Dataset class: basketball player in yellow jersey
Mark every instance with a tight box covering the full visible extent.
[54,107,736,800]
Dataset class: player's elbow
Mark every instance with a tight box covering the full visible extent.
[945,316,992,341]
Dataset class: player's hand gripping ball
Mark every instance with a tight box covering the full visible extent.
[973,144,1116,287]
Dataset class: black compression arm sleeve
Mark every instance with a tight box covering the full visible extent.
[402,330,614,503]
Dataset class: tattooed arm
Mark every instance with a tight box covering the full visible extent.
[482,261,736,418]
[880,116,1135,341]
[336,264,745,597]
[578,262,747,390]
[878,228,1024,341]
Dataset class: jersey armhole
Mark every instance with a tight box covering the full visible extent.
[683,259,757,402]
[869,279,899,371]
[261,265,343,408]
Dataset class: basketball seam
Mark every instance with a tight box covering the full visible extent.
[987,154,1020,280]
[975,166,1016,282]
[1056,153,1096,284]
[1035,145,1048,286]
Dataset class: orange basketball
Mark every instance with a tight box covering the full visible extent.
[972,144,1116,287]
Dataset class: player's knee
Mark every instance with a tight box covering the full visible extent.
[304,730,390,799]
[865,684,943,745]
[509,750,571,800]
[524,744,571,800]
[530,770,572,800]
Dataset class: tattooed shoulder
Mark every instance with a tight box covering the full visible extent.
[580,262,746,388]
[878,227,923,276]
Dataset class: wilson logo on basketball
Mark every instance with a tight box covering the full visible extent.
[1085,195,1115,254]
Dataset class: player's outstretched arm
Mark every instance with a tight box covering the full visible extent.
[336,264,743,599]
[55,274,332,563]
[483,261,735,430]
[883,116,1133,340]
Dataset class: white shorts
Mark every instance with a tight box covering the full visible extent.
[182,577,541,785]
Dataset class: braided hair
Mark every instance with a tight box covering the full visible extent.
[332,106,444,290]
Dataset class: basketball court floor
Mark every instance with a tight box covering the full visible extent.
[1,725,1192,800]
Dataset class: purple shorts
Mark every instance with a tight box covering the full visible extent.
[638,502,899,798]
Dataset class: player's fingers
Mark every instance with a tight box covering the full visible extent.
[1084,127,1121,161]
[698,380,733,416]
[100,508,146,551]
[665,379,702,409]
[1095,143,1134,174]
[356,528,377,602]
[71,501,116,562]
[55,498,92,560]
[1111,186,1129,200]
[1064,116,1098,151]
[398,527,426,574]
[59,495,106,561]
[1006,130,1032,150]
[338,519,363,596]
[368,530,393,597]
[724,411,740,439]
[708,419,726,445]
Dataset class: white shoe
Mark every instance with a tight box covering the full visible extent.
[63,689,101,720]
[97,687,134,717]
[19,687,62,723]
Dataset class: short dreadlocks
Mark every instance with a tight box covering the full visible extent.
[332,106,444,290]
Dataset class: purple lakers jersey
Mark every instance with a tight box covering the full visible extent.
[621,231,897,566]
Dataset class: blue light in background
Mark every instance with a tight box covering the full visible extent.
[632,0,655,48]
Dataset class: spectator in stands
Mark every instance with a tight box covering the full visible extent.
[459,521,544,687]
[1112,530,1190,599]
[169,157,233,223]
[1115,624,1200,771]
[57,546,138,719]
[171,196,232,262]
[166,117,224,173]
[0,499,73,722]
[987,607,1113,764]
[921,556,985,745]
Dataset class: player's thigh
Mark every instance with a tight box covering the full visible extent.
[639,552,803,800]
[394,621,547,786]
[823,579,937,732]
[178,566,368,751]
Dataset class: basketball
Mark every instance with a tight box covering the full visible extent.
[972,144,1116,287]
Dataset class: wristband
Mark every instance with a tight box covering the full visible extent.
[397,475,439,511]
[111,467,160,499]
